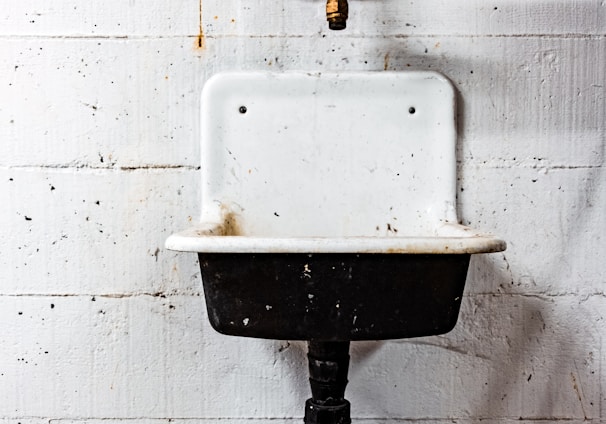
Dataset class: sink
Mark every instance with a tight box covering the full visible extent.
[167,71,505,340]
[166,71,505,422]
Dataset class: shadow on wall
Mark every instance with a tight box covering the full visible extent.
[469,254,597,420]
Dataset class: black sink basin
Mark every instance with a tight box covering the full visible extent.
[199,253,470,341]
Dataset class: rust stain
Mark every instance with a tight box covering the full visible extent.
[218,204,242,235]
[195,0,206,50]
[221,212,242,236]
[434,42,441,49]
[384,248,407,254]
[570,372,588,420]
[383,52,390,71]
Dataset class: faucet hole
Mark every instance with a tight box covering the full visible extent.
[408,107,416,114]
[239,106,248,114]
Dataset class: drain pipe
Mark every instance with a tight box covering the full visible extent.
[305,341,351,424]
[326,0,349,30]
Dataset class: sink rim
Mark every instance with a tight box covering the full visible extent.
[165,222,506,254]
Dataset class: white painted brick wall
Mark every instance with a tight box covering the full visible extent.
[1,1,604,423]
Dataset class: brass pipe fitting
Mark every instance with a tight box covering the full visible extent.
[326,0,348,30]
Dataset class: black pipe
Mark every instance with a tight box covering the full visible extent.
[304,341,351,424]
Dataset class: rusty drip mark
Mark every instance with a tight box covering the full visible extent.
[570,372,588,420]
[196,0,206,50]
[384,52,390,71]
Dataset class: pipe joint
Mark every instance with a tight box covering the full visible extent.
[326,0,348,30]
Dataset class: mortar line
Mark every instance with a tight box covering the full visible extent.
[0,33,604,41]
[38,416,597,422]
[1,163,600,173]
[0,164,200,173]
[0,292,202,299]
[0,291,603,299]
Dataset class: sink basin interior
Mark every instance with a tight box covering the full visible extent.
[166,71,505,254]
[200,71,456,239]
